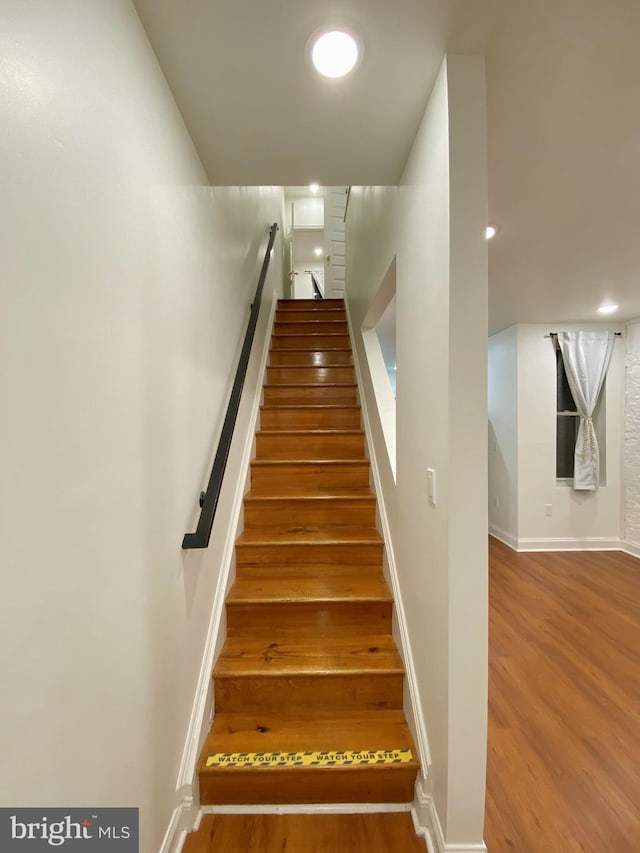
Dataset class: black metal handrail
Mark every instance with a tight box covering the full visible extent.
[182,223,279,550]
[311,272,324,300]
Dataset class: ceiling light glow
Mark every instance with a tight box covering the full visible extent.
[597,303,619,315]
[486,224,498,240]
[311,31,358,78]
[309,183,320,193]
[314,247,323,257]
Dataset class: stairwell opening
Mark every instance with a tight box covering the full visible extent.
[362,256,397,480]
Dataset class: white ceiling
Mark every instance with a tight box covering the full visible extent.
[132,0,640,333]
[131,0,454,185]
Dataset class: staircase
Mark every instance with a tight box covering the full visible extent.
[197,298,419,805]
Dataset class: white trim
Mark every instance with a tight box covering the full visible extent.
[488,525,517,551]
[344,299,432,777]
[621,540,640,560]
[201,802,412,815]
[361,327,396,480]
[158,798,197,853]
[490,530,637,557]
[411,780,437,853]
[174,295,278,803]
[516,536,621,552]
[411,780,486,853]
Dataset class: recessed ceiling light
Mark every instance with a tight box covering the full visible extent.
[309,183,320,193]
[311,31,359,78]
[597,303,619,315]
[486,224,499,240]
[314,247,323,257]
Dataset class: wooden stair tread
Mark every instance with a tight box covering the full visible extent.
[274,321,347,326]
[267,366,355,383]
[227,575,391,604]
[236,527,382,545]
[270,347,352,353]
[268,341,351,352]
[249,457,371,497]
[276,311,346,316]
[251,455,366,462]
[278,299,345,305]
[261,404,359,410]
[276,312,347,320]
[215,635,402,677]
[242,495,377,530]
[267,362,354,373]
[264,382,357,389]
[256,429,364,437]
[275,319,347,327]
[251,458,369,467]
[255,430,365,460]
[243,494,376,505]
[271,337,350,344]
[247,489,374,501]
[236,562,384,578]
[259,407,361,429]
[277,305,345,311]
[200,710,416,763]
[263,386,357,404]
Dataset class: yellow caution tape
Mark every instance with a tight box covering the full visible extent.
[205,748,413,769]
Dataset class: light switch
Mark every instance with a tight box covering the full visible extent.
[427,468,437,506]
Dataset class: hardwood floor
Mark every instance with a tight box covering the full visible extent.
[183,813,427,853]
[486,538,640,852]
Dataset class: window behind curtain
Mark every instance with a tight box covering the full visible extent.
[555,347,606,482]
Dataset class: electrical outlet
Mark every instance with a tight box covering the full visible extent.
[544,504,553,517]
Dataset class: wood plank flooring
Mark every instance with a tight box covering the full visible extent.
[183,813,427,853]
[486,538,640,852]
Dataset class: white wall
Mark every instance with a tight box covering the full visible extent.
[488,327,518,546]
[517,324,623,548]
[489,324,623,549]
[624,320,640,554]
[286,197,324,230]
[293,263,324,299]
[0,2,283,851]
[347,186,400,516]
[346,56,488,849]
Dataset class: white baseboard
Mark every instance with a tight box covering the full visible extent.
[344,301,431,779]
[488,524,517,550]
[173,294,278,820]
[621,540,640,560]
[158,797,197,853]
[411,782,437,853]
[412,780,486,853]
[516,536,621,552]
[490,529,634,556]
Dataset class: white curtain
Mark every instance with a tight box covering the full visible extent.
[558,331,615,491]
